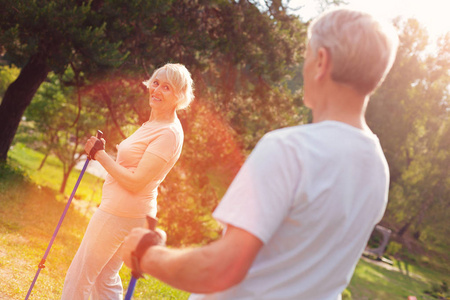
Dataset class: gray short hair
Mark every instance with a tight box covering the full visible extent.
[143,63,195,110]
[308,8,399,95]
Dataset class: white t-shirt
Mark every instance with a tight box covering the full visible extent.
[190,121,389,300]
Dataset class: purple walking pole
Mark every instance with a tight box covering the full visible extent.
[25,130,102,300]
[124,276,138,300]
[124,216,158,300]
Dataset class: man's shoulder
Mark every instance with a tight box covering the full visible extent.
[266,121,379,141]
[262,123,328,145]
[264,124,307,139]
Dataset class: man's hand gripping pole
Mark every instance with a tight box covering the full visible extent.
[124,216,165,300]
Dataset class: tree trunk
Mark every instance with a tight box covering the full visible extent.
[99,86,126,139]
[60,170,70,194]
[37,150,50,171]
[59,162,77,194]
[397,196,433,238]
[412,195,435,240]
[0,53,50,161]
[397,219,413,237]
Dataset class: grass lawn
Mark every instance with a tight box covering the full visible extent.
[8,143,104,207]
[1,144,449,299]
[1,146,189,299]
[347,258,448,299]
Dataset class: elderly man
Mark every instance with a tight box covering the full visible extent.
[121,8,398,300]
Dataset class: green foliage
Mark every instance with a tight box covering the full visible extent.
[8,143,103,204]
[0,160,29,191]
[367,18,450,260]
[0,0,137,162]
[386,241,403,257]
[341,288,352,300]
[424,281,449,299]
[0,0,127,72]
[367,229,383,249]
[15,68,106,193]
[0,64,20,99]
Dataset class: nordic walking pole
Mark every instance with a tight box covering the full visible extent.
[124,271,138,300]
[25,130,103,300]
[124,216,158,300]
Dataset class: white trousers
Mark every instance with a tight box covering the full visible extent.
[61,209,145,300]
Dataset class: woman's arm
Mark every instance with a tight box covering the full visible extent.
[86,136,167,192]
[122,225,264,293]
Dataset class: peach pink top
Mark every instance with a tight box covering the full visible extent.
[99,119,183,218]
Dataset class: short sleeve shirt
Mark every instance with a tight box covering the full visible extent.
[190,121,389,300]
[99,120,183,218]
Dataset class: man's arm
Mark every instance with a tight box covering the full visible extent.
[122,225,263,293]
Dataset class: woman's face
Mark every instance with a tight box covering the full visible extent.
[148,69,178,112]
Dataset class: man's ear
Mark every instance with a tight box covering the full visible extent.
[314,47,331,80]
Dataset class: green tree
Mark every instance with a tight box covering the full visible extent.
[0,0,173,161]
[1,0,306,159]
[367,19,450,248]
[4,0,308,244]
[19,68,105,193]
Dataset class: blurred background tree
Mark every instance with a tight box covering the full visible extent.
[367,19,449,255]
[1,0,307,245]
[0,0,133,161]
[16,68,106,193]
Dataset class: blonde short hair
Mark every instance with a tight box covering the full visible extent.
[308,8,399,95]
[143,63,195,110]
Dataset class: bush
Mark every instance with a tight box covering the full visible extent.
[0,160,29,190]
[424,281,449,299]
[385,241,402,256]
[367,229,383,249]
[342,288,352,299]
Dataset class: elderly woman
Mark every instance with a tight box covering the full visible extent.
[61,63,194,299]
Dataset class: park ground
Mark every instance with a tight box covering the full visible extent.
[0,144,449,299]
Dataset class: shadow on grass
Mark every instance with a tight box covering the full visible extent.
[348,258,435,300]
[396,259,410,277]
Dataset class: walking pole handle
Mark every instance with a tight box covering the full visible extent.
[96,130,103,139]
[88,130,104,161]
[146,215,157,231]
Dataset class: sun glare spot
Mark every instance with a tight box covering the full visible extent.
[290,0,450,46]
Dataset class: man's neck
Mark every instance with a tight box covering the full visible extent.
[311,84,371,132]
